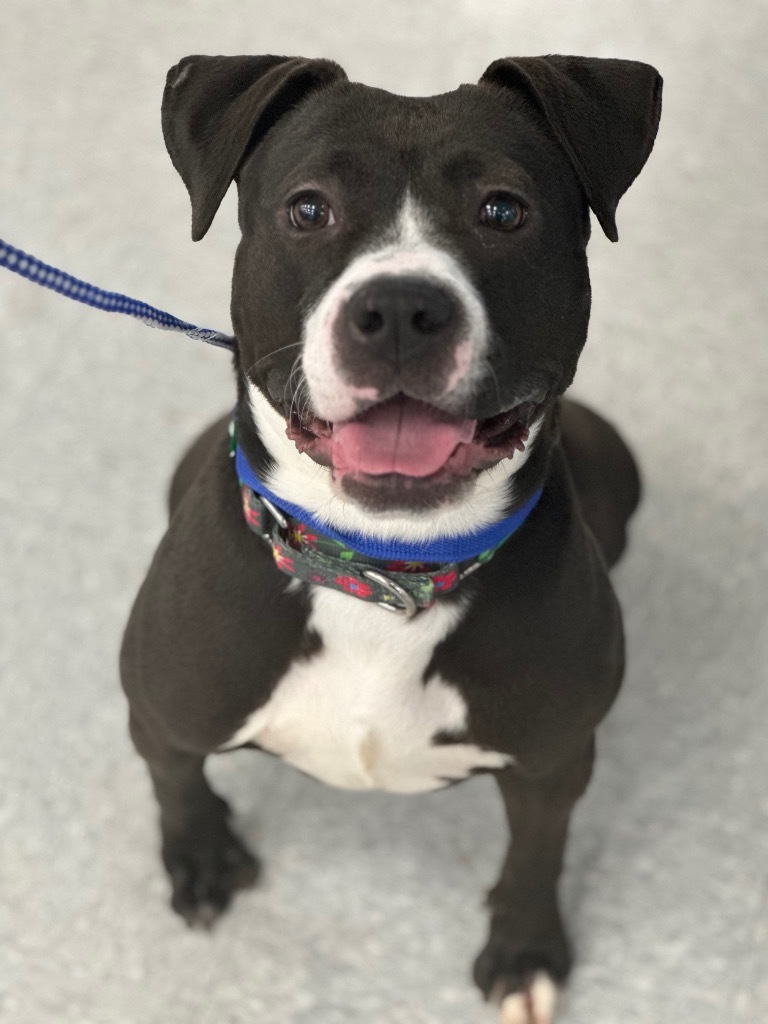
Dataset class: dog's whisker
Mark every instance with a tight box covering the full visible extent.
[289,376,309,424]
[242,341,303,380]
[282,352,307,420]
[485,358,503,410]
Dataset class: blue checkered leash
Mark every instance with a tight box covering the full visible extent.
[0,237,235,351]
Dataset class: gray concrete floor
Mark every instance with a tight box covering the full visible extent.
[1,2,766,1021]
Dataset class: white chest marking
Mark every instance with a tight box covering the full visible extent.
[222,590,513,793]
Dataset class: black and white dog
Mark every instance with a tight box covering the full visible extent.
[121,54,661,1023]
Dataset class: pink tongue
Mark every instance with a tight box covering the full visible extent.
[332,400,477,478]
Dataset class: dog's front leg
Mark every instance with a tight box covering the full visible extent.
[474,739,595,1022]
[129,712,259,927]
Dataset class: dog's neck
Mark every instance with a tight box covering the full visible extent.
[235,379,554,549]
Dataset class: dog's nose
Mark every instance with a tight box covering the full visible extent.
[343,276,459,365]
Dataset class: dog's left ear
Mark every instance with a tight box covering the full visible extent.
[481,55,662,241]
[162,54,348,240]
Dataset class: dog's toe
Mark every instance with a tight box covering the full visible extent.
[493,972,559,1024]
[474,935,567,1024]
[164,830,260,928]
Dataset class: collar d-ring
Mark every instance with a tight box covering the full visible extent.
[361,569,418,618]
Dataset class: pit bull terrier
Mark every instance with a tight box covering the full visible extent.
[120,53,662,1023]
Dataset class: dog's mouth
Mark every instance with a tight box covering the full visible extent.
[285,394,539,488]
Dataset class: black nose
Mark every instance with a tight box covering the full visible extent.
[344,276,459,364]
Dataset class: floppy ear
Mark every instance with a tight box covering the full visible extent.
[162,54,348,240]
[481,55,662,241]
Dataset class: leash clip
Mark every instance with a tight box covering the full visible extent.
[362,569,418,619]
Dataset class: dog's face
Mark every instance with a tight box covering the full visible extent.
[163,55,661,515]
[232,84,590,510]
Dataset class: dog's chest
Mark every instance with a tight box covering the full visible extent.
[223,588,512,792]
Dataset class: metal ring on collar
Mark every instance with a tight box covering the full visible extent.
[261,496,289,530]
[361,569,418,619]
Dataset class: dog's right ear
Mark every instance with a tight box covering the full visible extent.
[162,55,347,241]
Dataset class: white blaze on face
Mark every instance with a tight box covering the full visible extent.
[301,192,491,422]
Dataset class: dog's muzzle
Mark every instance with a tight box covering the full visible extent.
[289,270,539,496]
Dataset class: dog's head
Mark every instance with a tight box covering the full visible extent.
[162,54,661,519]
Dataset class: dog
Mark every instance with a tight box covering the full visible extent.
[120,53,661,1023]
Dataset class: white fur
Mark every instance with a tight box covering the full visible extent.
[497,973,559,1024]
[247,381,542,543]
[221,589,513,793]
[301,193,491,422]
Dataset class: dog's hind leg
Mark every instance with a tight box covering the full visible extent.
[559,398,642,569]
[473,739,595,1023]
[129,711,260,928]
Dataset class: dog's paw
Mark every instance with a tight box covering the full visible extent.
[162,826,260,928]
[474,941,567,1024]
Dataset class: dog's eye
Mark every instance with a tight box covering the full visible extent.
[288,193,335,231]
[479,192,527,231]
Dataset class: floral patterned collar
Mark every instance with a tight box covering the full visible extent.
[231,422,542,618]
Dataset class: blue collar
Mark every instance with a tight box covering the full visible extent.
[234,443,542,564]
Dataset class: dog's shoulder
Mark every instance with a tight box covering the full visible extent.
[431,450,624,766]
[120,425,313,751]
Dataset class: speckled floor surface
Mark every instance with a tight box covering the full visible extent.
[1,2,766,1021]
